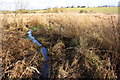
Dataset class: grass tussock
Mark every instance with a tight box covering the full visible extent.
[1,13,119,79]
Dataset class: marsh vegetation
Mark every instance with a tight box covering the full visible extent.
[1,13,120,79]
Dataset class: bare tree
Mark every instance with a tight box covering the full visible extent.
[15,0,29,13]
[13,0,29,30]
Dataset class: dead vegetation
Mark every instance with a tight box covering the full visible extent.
[1,13,120,79]
[2,28,45,79]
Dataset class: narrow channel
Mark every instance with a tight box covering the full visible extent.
[27,30,49,79]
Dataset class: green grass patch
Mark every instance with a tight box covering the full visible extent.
[24,36,31,39]
[30,26,44,31]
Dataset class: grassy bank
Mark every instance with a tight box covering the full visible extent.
[1,13,120,79]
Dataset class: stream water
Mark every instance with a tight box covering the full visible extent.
[27,30,49,79]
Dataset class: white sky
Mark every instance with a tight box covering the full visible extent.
[0,0,119,10]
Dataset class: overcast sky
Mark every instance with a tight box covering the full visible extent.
[0,0,119,10]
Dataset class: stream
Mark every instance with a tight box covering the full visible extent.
[27,30,49,79]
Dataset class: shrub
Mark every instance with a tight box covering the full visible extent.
[79,10,87,13]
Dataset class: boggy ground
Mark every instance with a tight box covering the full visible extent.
[1,13,120,79]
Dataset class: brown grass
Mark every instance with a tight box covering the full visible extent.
[1,13,119,79]
[2,30,45,79]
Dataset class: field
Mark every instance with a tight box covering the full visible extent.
[0,7,119,14]
[37,7,119,14]
[1,12,120,79]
